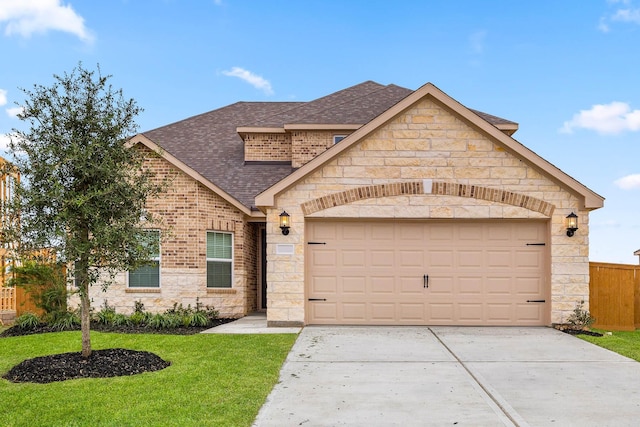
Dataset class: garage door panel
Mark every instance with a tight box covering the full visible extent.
[430,276,454,295]
[429,303,455,321]
[399,276,423,293]
[342,277,366,294]
[485,277,512,294]
[514,303,544,322]
[311,276,337,294]
[306,221,548,326]
[399,303,425,320]
[371,250,394,266]
[515,277,544,295]
[429,250,454,266]
[399,250,423,267]
[342,303,366,321]
[459,277,483,294]
[459,303,484,322]
[310,303,338,321]
[458,250,483,268]
[371,277,395,294]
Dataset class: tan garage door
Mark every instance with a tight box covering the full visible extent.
[306,220,548,325]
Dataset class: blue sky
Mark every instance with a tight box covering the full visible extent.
[0,0,639,263]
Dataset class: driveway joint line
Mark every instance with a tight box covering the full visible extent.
[428,327,522,427]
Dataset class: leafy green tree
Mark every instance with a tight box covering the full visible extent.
[4,64,162,357]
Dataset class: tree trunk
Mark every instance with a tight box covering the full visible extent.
[80,281,92,358]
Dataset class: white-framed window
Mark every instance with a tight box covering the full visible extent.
[207,231,233,288]
[128,230,160,288]
[333,135,347,144]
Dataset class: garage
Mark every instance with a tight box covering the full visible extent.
[306,220,549,326]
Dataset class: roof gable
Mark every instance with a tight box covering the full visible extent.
[256,82,604,210]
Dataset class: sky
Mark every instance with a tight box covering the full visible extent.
[0,0,639,264]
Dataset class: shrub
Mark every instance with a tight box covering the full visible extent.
[95,301,117,325]
[148,313,169,329]
[49,310,81,331]
[567,300,595,330]
[15,312,40,330]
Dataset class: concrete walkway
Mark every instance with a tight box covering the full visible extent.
[201,312,302,334]
[253,326,640,427]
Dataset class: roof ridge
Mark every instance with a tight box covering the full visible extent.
[292,83,412,124]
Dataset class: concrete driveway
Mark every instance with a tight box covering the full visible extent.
[253,326,640,426]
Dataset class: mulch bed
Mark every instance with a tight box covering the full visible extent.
[1,318,237,384]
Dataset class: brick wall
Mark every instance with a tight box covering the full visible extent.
[243,133,291,162]
[85,146,259,318]
[267,97,590,326]
[292,131,350,168]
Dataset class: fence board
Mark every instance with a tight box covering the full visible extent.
[590,262,640,331]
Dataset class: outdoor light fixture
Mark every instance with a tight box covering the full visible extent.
[566,212,578,237]
[279,211,291,235]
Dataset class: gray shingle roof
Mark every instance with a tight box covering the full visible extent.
[142,81,517,211]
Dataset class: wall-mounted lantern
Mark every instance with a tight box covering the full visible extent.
[279,211,291,235]
[566,212,578,237]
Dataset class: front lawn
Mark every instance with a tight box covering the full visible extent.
[579,329,640,362]
[0,331,297,426]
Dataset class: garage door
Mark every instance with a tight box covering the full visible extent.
[306,220,548,325]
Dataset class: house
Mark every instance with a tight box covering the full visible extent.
[91,81,604,327]
[635,249,640,265]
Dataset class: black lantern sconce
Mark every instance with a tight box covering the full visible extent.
[279,211,291,235]
[566,212,578,237]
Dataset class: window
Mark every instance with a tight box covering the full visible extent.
[207,231,233,288]
[333,135,347,144]
[128,230,160,288]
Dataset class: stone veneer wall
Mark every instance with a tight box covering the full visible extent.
[82,146,259,318]
[267,97,590,326]
[243,133,291,162]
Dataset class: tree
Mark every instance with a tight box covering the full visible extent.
[4,63,162,357]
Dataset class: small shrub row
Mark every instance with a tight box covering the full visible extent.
[92,299,219,329]
[12,299,219,333]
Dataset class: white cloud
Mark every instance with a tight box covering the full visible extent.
[0,0,93,42]
[6,106,22,118]
[612,7,640,23]
[560,101,640,134]
[0,88,6,106]
[599,0,640,31]
[0,133,12,151]
[469,30,487,54]
[222,67,274,95]
[615,173,640,190]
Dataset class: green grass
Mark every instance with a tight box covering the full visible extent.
[579,329,640,362]
[0,331,297,427]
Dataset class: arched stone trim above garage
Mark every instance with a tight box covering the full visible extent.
[300,179,556,217]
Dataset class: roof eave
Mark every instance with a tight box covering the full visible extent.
[134,134,259,217]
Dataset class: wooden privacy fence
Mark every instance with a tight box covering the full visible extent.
[589,262,640,331]
[0,287,15,311]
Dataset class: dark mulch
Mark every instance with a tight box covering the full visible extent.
[561,329,603,337]
[3,348,170,384]
[1,318,237,384]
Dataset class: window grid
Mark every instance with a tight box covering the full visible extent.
[207,231,233,288]
[128,230,160,288]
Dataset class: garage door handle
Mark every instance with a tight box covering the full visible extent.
[527,299,546,303]
[308,298,327,301]
[423,274,429,288]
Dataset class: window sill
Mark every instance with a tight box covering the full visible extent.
[206,288,236,294]
[125,288,161,293]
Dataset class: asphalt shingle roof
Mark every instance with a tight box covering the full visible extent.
[142,81,517,211]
